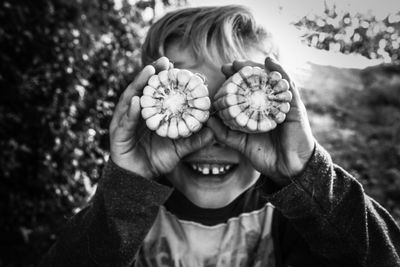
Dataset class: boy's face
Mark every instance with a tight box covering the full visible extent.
[164,42,263,208]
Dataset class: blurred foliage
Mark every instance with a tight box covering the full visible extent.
[0,0,184,266]
[355,65,400,223]
[295,4,400,64]
[303,64,400,225]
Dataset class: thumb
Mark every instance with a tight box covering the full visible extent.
[152,56,172,73]
[206,117,247,154]
[114,96,142,144]
[174,127,215,159]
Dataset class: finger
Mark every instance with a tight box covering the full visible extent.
[113,96,141,144]
[268,91,293,102]
[273,79,290,94]
[225,117,245,132]
[217,102,246,121]
[110,57,171,133]
[206,116,247,154]
[221,63,234,78]
[174,127,215,159]
[217,108,233,121]
[110,101,130,133]
[121,65,155,106]
[110,65,155,130]
[213,97,227,112]
[214,79,242,100]
[232,60,263,72]
[264,57,290,82]
[213,94,246,111]
[278,102,291,114]
[264,57,303,109]
[152,56,171,73]
[288,81,302,108]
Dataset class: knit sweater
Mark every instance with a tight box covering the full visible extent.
[40,144,400,267]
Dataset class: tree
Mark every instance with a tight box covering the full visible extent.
[0,0,183,265]
[295,4,400,64]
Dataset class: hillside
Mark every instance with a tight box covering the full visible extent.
[293,58,400,224]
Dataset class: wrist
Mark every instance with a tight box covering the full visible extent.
[288,145,316,177]
[110,155,156,179]
[267,142,317,188]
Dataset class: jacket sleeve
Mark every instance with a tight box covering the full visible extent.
[39,159,173,267]
[267,143,400,267]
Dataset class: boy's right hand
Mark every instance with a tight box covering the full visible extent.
[109,57,214,179]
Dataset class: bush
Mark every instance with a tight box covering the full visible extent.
[0,0,184,265]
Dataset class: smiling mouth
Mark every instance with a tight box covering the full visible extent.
[185,162,237,176]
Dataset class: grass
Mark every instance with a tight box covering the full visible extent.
[299,63,400,224]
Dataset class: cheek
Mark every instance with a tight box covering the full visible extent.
[237,158,257,176]
[235,156,259,184]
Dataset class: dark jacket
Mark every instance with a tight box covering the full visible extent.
[40,144,400,267]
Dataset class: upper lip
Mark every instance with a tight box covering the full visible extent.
[184,160,238,165]
[182,146,240,165]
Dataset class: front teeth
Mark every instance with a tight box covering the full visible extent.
[190,163,233,175]
[212,167,219,175]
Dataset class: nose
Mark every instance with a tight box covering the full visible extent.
[201,66,226,100]
[213,142,227,148]
[203,119,227,148]
[204,136,226,148]
[209,105,217,117]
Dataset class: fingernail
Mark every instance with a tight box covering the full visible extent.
[266,56,274,63]
[195,73,207,84]
[127,96,138,117]
[266,56,278,63]
[144,64,156,73]
[131,95,139,104]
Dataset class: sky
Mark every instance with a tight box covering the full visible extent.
[189,0,400,20]
[187,0,400,69]
[113,0,400,69]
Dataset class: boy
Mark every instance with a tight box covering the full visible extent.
[41,5,400,267]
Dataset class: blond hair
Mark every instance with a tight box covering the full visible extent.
[141,5,279,66]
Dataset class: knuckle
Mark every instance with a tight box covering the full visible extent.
[118,117,125,128]
[173,140,183,159]
[237,135,248,153]
[194,134,203,148]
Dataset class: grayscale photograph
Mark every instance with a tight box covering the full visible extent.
[1,0,400,266]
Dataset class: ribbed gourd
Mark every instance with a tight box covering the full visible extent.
[215,66,292,132]
[140,68,211,139]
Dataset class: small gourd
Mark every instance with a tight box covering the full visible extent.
[140,68,210,139]
[214,66,292,132]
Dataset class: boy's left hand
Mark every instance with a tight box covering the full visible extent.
[207,58,315,187]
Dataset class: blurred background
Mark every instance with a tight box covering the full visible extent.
[0,0,399,265]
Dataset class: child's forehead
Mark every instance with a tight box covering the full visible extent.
[164,41,222,68]
[165,42,201,68]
